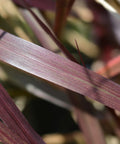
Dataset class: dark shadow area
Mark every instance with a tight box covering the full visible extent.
[23,97,79,135]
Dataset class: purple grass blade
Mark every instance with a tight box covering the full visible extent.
[0,121,28,144]
[12,0,56,11]
[0,30,120,111]
[0,83,46,144]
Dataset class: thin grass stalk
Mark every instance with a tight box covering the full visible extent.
[0,83,46,144]
[54,0,75,38]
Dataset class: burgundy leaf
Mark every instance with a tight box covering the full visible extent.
[0,121,27,144]
[0,29,120,111]
[0,82,45,144]
[12,0,56,11]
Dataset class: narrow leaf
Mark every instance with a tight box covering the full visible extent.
[0,30,120,111]
[12,0,56,11]
[0,121,27,144]
[0,81,45,144]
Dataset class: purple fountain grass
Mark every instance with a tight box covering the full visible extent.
[0,29,120,111]
[1,1,120,143]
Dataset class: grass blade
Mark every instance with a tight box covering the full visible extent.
[0,121,27,144]
[0,29,120,111]
[0,82,45,144]
[12,0,55,11]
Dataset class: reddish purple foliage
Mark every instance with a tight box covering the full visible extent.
[0,83,45,144]
[0,29,120,111]
[12,0,56,11]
